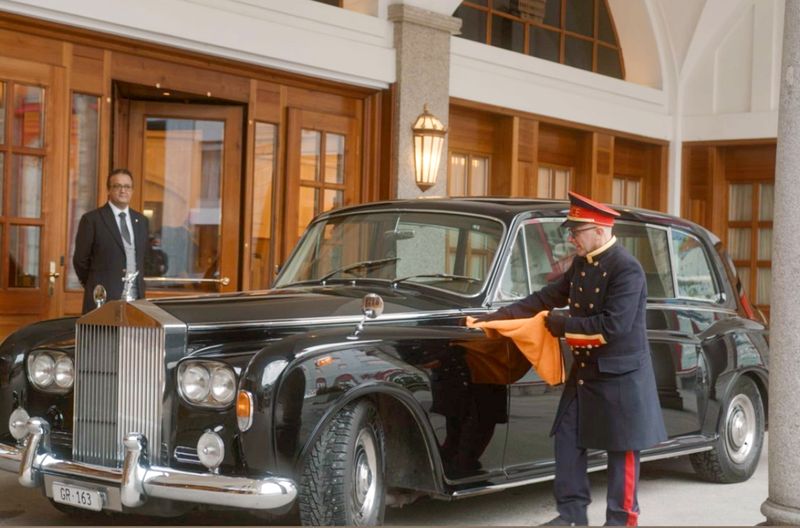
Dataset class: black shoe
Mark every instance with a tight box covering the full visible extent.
[541,516,577,526]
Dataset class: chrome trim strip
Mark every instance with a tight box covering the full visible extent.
[186,309,469,331]
[1,423,296,512]
[448,445,714,500]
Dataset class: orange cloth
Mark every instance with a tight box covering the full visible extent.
[466,311,565,386]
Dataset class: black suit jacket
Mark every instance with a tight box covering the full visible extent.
[73,203,149,313]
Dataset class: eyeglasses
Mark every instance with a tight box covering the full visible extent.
[110,184,133,191]
[568,226,595,238]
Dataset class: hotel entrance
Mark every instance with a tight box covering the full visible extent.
[118,96,244,297]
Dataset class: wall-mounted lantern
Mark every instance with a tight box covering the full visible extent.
[412,104,447,191]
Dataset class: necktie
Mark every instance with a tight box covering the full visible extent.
[119,212,132,245]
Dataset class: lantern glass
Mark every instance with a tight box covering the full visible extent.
[412,106,447,191]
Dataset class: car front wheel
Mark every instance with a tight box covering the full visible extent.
[690,375,764,483]
[299,399,386,525]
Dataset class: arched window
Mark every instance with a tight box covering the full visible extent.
[455,0,625,79]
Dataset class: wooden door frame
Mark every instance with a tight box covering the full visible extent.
[0,56,67,328]
[123,100,244,296]
[283,107,360,259]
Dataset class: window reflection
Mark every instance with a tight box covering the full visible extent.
[10,155,42,218]
[0,81,5,145]
[12,84,44,148]
[66,94,100,290]
[143,117,224,290]
[250,122,278,290]
[9,225,40,288]
[455,0,624,79]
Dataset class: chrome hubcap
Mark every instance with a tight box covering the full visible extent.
[725,393,756,464]
[352,427,378,522]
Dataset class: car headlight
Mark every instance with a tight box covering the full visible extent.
[27,350,74,393]
[178,361,237,407]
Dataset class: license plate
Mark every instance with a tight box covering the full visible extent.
[52,482,103,511]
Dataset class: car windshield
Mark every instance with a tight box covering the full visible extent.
[274,210,504,296]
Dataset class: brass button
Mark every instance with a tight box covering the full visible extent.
[603,272,607,277]
[580,362,586,368]
[581,272,586,277]
[595,287,600,293]
[589,303,594,309]
[574,351,579,356]
[586,350,591,356]
[579,287,583,292]
[578,379,584,386]
[574,303,580,308]
[587,344,593,349]
[594,262,599,266]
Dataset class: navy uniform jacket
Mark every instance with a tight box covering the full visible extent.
[73,203,148,314]
[492,236,667,451]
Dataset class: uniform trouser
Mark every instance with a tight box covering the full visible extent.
[553,396,641,526]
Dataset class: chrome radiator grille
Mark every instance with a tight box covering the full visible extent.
[73,323,165,467]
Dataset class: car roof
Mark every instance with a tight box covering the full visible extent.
[318,197,720,244]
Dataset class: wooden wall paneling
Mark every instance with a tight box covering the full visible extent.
[710,146,727,237]
[0,27,64,66]
[361,91,383,203]
[45,63,69,317]
[654,144,668,212]
[380,86,395,201]
[492,115,517,196]
[254,84,281,122]
[723,143,776,181]
[111,52,250,103]
[538,123,580,169]
[517,118,538,197]
[283,108,303,258]
[240,79,258,291]
[449,106,495,154]
[285,85,358,117]
[590,132,614,203]
[70,49,104,94]
[273,85,289,268]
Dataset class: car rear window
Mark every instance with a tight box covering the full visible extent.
[496,219,677,301]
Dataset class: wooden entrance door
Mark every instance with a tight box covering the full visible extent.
[281,108,360,259]
[125,102,243,295]
[0,58,66,337]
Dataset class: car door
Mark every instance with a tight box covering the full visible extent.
[496,220,573,477]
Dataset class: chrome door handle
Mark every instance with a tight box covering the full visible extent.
[144,276,231,286]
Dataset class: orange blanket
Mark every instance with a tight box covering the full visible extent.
[467,311,565,386]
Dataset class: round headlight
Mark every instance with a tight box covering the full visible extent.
[210,367,236,405]
[30,354,55,388]
[182,364,211,403]
[197,431,225,470]
[9,407,30,441]
[54,356,75,389]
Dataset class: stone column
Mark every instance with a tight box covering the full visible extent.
[388,3,461,198]
[761,1,800,525]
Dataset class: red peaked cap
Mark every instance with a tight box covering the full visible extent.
[562,191,620,228]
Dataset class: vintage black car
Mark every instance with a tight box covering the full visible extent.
[0,198,768,525]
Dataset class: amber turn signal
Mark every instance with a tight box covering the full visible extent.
[236,390,253,432]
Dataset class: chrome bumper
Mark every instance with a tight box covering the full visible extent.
[0,418,297,512]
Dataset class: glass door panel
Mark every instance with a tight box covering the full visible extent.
[249,122,278,290]
[128,102,242,295]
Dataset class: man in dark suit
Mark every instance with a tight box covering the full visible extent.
[73,168,149,313]
[472,191,667,526]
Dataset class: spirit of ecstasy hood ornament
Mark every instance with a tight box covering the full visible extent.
[121,271,139,302]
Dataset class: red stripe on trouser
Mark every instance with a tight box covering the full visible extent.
[623,450,638,526]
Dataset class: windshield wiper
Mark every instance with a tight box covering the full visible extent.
[391,273,481,287]
[319,257,400,283]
